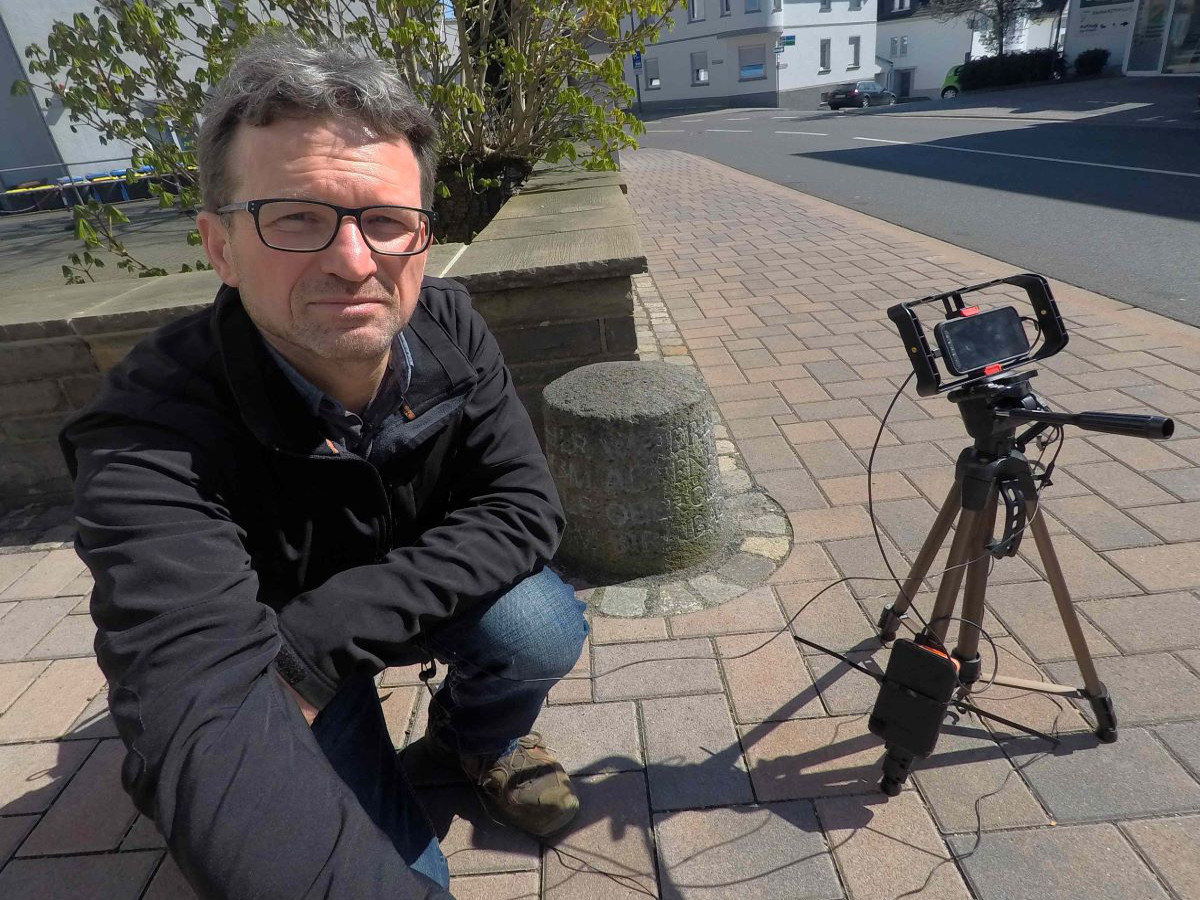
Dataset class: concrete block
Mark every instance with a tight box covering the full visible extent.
[0,380,68,418]
[0,338,96,385]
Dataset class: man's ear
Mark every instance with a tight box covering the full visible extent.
[196,211,240,287]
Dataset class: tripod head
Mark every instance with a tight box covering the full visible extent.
[947,372,1174,456]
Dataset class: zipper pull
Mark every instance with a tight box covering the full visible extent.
[401,400,415,421]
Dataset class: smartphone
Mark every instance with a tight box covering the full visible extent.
[934,307,1031,376]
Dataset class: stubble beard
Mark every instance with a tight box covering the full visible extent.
[278,276,408,363]
[287,306,403,362]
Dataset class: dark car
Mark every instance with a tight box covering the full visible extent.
[824,81,897,110]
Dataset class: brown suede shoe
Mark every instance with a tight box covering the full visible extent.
[426,726,580,837]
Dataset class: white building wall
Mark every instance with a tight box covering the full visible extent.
[876,16,975,95]
[628,0,878,108]
[775,0,879,93]
[1,1,137,180]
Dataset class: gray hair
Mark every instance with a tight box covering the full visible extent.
[197,31,439,211]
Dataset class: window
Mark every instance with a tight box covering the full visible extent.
[894,0,910,9]
[645,57,661,89]
[739,44,767,80]
[900,35,909,56]
[773,0,783,9]
[689,0,705,21]
[721,0,731,14]
[819,0,831,10]
[849,35,861,68]
[889,36,898,57]
[849,0,862,9]
[746,0,761,11]
[819,38,831,72]
[691,51,710,85]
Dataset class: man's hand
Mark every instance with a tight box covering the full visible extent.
[276,672,321,726]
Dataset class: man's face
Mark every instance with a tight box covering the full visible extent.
[197,116,428,365]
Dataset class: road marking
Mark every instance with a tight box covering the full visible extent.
[771,115,796,119]
[706,128,753,133]
[645,129,686,133]
[851,137,1200,179]
[726,117,752,120]
[776,130,829,136]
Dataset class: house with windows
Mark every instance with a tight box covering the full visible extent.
[875,0,1067,98]
[625,0,879,111]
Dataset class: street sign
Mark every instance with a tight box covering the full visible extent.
[632,51,642,70]
[773,45,785,54]
[781,34,795,46]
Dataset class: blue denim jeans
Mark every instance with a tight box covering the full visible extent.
[310,567,587,890]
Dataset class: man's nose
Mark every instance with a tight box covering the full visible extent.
[319,216,378,281]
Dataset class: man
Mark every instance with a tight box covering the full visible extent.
[58,33,586,900]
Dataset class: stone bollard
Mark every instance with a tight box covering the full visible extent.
[543,361,724,578]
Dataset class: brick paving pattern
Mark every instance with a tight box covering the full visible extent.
[1,147,1198,898]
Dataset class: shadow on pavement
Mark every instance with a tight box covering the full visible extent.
[403,636,1097,898]
[790,119,1200,224]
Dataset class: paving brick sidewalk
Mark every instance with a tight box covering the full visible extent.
[2,148,1199,899]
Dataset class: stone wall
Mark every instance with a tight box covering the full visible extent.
[0,163,646,511]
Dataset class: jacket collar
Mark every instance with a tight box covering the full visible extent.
[210,282,477,457]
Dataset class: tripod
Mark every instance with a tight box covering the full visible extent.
[870,371,1172,795]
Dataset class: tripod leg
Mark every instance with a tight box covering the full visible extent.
[878,481,962,641]
[925,505,982,646]
[954,490,998,689]
[1027,503,1118,742]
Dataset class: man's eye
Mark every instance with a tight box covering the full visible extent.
[367,214,414,230]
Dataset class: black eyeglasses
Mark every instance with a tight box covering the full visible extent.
[217,199,434,256]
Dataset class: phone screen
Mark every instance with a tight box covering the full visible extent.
[934,307,1030,376]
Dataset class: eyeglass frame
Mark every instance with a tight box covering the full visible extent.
[215,198,436,256]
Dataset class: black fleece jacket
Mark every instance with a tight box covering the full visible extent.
[58,277,565,900]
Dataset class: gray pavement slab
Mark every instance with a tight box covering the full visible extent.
[1006,728,1200,824]
[642,694,754,812]
[1121,815,1200,900]
[653,802,842,900]
[949,824,1170,900]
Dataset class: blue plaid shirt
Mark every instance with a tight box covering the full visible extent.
[261,332,414,459]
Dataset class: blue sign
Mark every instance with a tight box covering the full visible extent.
[633,51,643,69]
[781,34,796,46]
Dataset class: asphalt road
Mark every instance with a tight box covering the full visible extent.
[637,104,1200,328]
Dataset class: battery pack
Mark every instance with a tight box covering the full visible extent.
[868,639,960,758]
